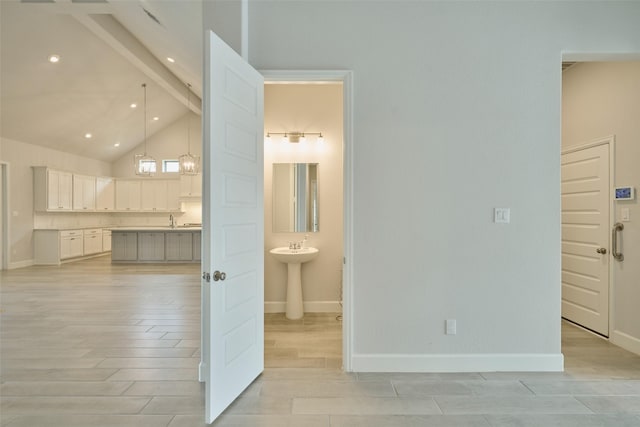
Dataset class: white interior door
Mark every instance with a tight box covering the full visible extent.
[561,143,610,336]
[201,31,264,424]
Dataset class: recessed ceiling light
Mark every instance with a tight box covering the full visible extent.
[153,117,159,121]
[114,142,120,147]
[48,54,60,63]
[84,133,92,139]
[130,103,137,109]
[167,57,175,63]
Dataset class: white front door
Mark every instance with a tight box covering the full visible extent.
[561,142,610,336]
[201,31,264,424]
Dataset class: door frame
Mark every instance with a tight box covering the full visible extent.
[561,135,615,337]
[260,70,354,371]
[0,161,9,270]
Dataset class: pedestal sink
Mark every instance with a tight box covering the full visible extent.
[269,247,319,320]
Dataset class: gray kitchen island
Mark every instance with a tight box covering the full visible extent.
[110,227,201,263]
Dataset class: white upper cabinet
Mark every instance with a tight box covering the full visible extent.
[115,180,142,211]
[96,177,115,211]
[180,174,202,199]
[167,180,181,211]
[33,170,179,214]
[73,174,96,211]
[141,180,166,211]
[141,180,181,212]
[33,167,73,211]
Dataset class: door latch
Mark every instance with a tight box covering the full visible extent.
[202,272,211,282]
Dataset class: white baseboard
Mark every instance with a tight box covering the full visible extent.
[611,330,640,356]
[265,301,342,313]
[8,259,34,270]
[352,353,564,373]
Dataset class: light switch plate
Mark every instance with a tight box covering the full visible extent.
[494,208,510,223]
[621,207,630,222]
[445,319,457,335]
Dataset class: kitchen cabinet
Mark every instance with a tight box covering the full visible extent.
[33,167,73,211]
[193,231,201,261]
[141,180,181,211]
[180,174,202,199]
[166,232,193,261]
[73,174,96,211]
[60,230,84,260]
[111,232,138,261]
[167,180,181,211]
[96,177,115,211]
[34,228,113,265]
[83,228,102,255]
[115,180,141,211]
[110,228,201,263]
[138,232,165,261]
[102,230,112,252]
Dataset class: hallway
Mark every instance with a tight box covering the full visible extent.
[1,258,639,426]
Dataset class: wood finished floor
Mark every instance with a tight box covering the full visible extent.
[1,257,640,427]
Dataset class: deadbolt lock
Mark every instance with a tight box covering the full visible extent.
[596,248,607,254]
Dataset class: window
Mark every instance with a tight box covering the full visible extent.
[162,160,179,173]
[138,159,157,174]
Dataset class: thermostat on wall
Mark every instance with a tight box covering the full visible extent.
[614,186,635,201]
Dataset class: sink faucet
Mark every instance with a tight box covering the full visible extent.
[289,235,309,250]
[169,214,175,228]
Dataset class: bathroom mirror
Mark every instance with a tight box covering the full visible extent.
[272,163,319,233]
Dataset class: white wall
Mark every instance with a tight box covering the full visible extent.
[212,0,640,371]
[0,137,112,267]
[264,84,343,310]
[562,62,640,354]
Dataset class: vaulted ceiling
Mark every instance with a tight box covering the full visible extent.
[0,0,203,162]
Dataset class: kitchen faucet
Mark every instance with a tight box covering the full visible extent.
[169,214,175,228]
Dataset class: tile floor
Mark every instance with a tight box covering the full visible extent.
[1,257,640,426]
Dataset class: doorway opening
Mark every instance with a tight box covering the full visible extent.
[262,70,353,371]
[561,58,640,357]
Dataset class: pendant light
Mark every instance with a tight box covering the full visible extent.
[134,83,156,176]
[178,83,200,175]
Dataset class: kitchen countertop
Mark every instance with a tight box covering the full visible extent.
[34,227,116,231]
[110,226,202,231]
[35,226,201,232]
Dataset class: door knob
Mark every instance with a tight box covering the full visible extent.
[596,248,607,254]
[212,270,226,281]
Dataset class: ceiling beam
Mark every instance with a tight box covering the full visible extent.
[72,12,202,115]
[21,0,113,15]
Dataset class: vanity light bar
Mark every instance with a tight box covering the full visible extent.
[265,131,323,143]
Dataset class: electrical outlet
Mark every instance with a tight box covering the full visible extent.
[445,319,457,335]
